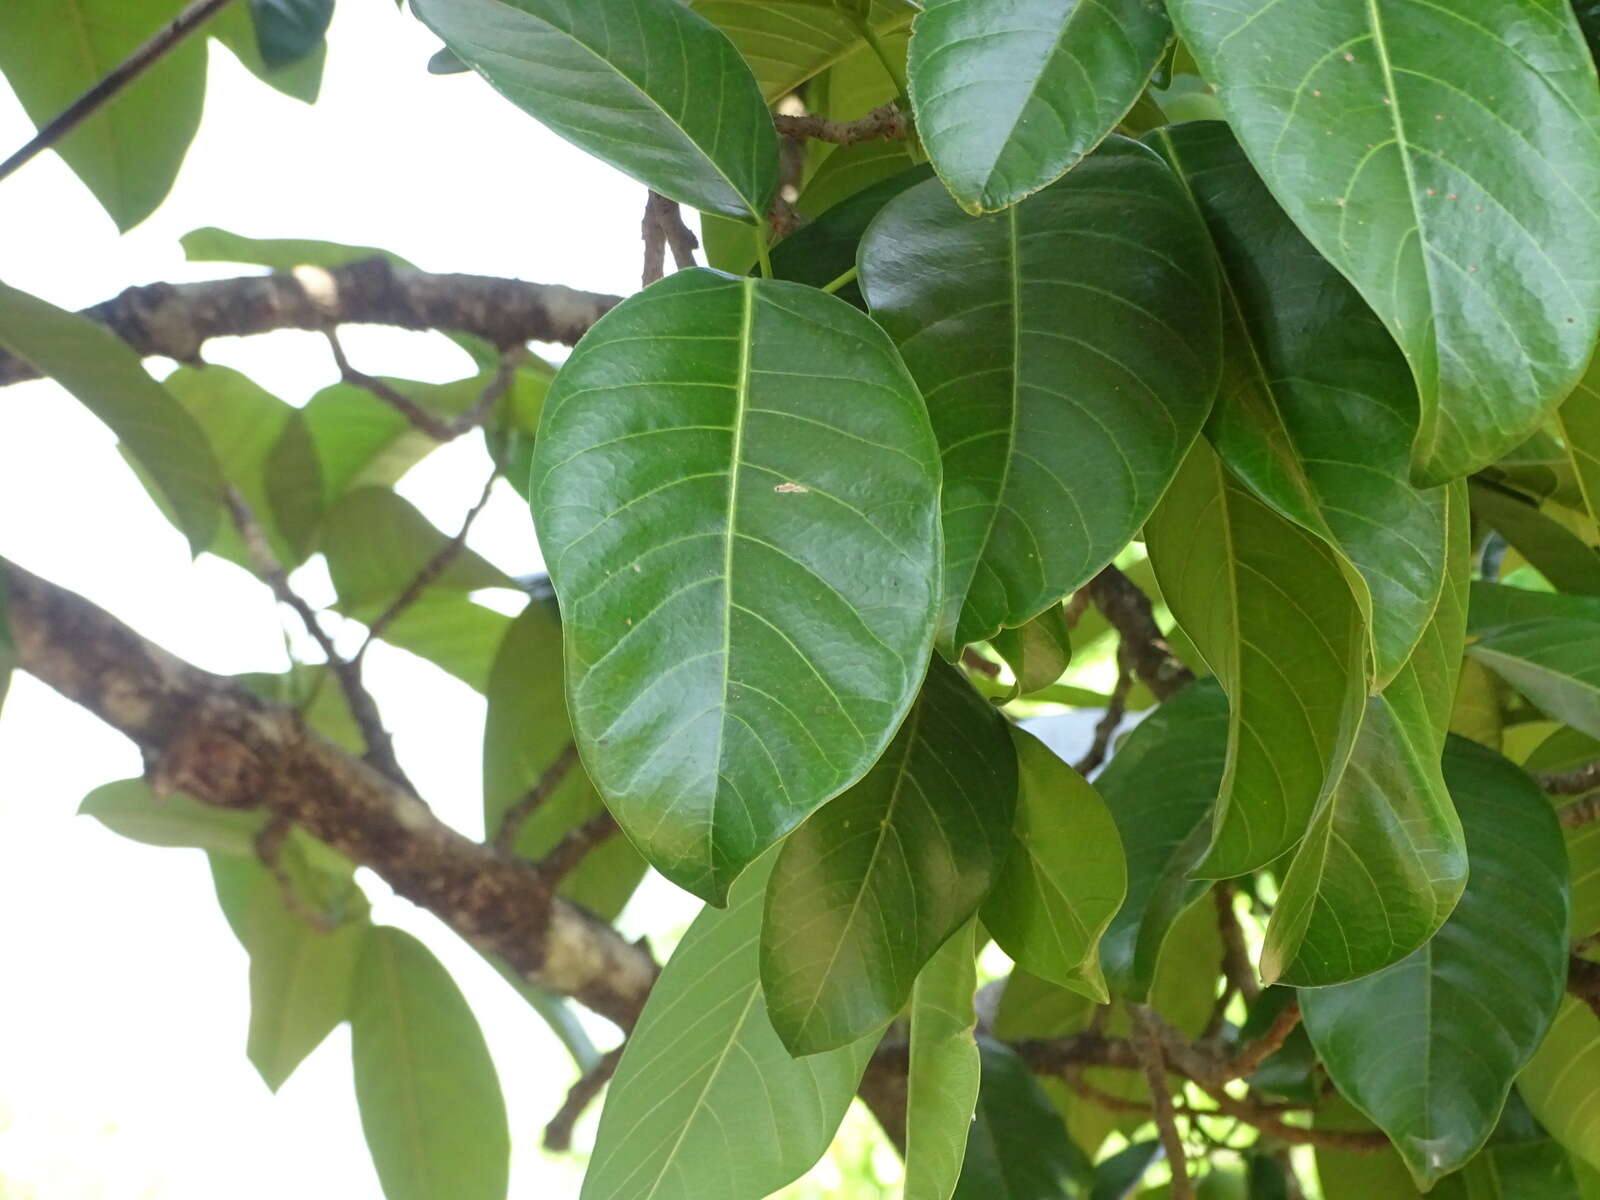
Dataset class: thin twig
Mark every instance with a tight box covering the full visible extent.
[773,102,908,145]
[0,0,237,187]
[1085,565,1194,700]
[641,192,699,287]
[495,743,581,851]
[1074,642,1135,774]
[539,810,621,885]
[1133,1005,1194,1199]
[1215,882,1262,1004]
[544,1045,625,1151]
[326,333,520,444]
[1540,760,1600,795]
[1560,794,1600,829]
[255,817,339,933]
[1228,1002,1300,1081]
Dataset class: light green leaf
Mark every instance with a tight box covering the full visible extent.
[953,1038,1093,1200]
[79,778,263,856]
[1470,619,1600,742]
[1471,481,1600,596]
[1522,726,1600,942]
[982,728,1124,1002]
[351,927,510,1200]
[182,226,406,270]
[1469,581,1600,634]
[906,919,981,1200]
[1520,997,1600,1174]
[990,604,1072,701]
[908,0,1171,213]
[1149,120,1451,685]
[0,281,223,552]
[1559,354,1600,534]
[761,660,1016,1054]
[1301,737,1571,1186]
[690,0,915,99]
[0,0,205,228]
[531,269,942,903]
[583,854,876,1200]
[483,599,645,921]
[860,137,1221,655]
[1146,438,1367,878]
[1096,681,1228,1003]
[413,0,778,222]
[1166,0,1600,485]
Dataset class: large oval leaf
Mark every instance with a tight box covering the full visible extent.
[907,0,1171,213]
[1146,438,1367,878]
[1149,120,1451,685]
[906,920,982,1200]
[1167,0,1600,485]
[860,136,1222,655]
[1301,737,1571,1187]
[412,0,778,221]
[531,268,942,902]
[583,854,876,1200]
[760,660,1015,1054]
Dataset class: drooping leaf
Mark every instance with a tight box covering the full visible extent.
[1146,438,1367,878]
[210,2,325,102]
[1300,737,1571,1186]
[350,927,510,1200]
[248,0,334,69]
[907,0,1172,213]
[860,137,1222,655]
[413,0,779,221]
[761,660,1015,1054]
[584,854,876,1200]
[1469,581,1600,634]
[1096,680,1228,1002]
[80,778,263,856]
[990,604,1073,701]
[1470,618,1600,741]
[0,0,206,228]
[690,0,916,99]
[530,268,942,903]
[1149,120,1451,685]
[0,281,223,552]
[906,919,981,1200]
[953,1038,1093,1200]
[1470,481,1600,596]
[1166,0,1600,485]
[982,728,1125,1002]
[1519,997,1600,1174]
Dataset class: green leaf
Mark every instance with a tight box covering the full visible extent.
[1471,482,1600,596]
[1090,1141,1162,1200]
[1166,0,1600,485]
[79,778,263,856]
[1148,120,1451,685]
[1470,619,1600,741]
[907,0,1171,214]
[530,268,942,903]
[1518,997,1600,1174]
[1469,581,1600,634]
[860,136,1222,655]
[1559,354,1600,534]
[1096,681,1228,1003]
[483,600,645,921]
[1523,726,1600,942]
[209,3,325,103]
[906,919,982,1200]
[990,604,1072,701]
[982,728,1125,1002]
[376,594,512,694]
[761,660,1016,1054]
[182,226,407,270]
[690,0,916,99]
[0,0,205,229]
[583,854,876,1200]
[412,0,778,222]
[350,927,510,1200]
[1261,482,1471,986]
[1146,438,1367,878]
[247,0,333,69]
[1300,737,1571,1186]
[953,1038,1093,1200]
[0,281,223,552]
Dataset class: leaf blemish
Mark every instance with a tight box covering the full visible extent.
[774,481,809,494]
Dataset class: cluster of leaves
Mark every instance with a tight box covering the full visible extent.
[6,0,1600,1198]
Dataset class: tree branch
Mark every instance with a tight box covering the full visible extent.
[1084,565,1194,701]
[774,103,909,146]
[1133,1005,1194,1199]
[641,192,699,288]
[1570,955,1600,1022]
[1539,759,1600,796]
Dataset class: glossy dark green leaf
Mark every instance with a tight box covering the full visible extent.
[906,920,981,1200]
[80,778,263,856]
[1470,619,1600,741]
[483,600,645,921]
[953,1038,1093,1200]
[861,137,1221,655]
[350,927,509,1200]
[0,0,205,228]
[531,269,942,903]
[248,0,333,68]
[990,605,1072,701]
[1301,737,1570,1186]
[413,0,778,221]
[761,661,1014,1054]
[982,728,1125,1002]
[209,3,325,102]
[1147,439,1367,878]
[1470,482,1600,596]
[908,0,1172,213]
[1517,997,1600,1175]
[0,281,223,552]
[691,0,916,99]
[1167,0,1600,485]
[584,854,876,1200]
[1149,120,1451,684]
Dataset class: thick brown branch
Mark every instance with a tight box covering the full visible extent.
[1085,565,1194,700]
[774,103,908,145]
[0,260,620,387]
[1560,794,1600,830]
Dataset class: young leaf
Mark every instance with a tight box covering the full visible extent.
[908,0,1172,213]
[989,604,1072,701]
[906,920,981,1200]
[953,1038,1092,1200]
[80,778,263,857]
[982,728,1125,1002]
[530,269,942,903]
[0,281,224,553]
[1166,0,1600,485]
[248,0,334,69]
[761,660,1015,1054]
[350,928,510,1200]
[691,0,916,100]
[412,0,779,222]
[1519,996,1600,1175]
[584,855,876,1200]
[1300,737,1571,1187]
[1149,120,1452,685]
[1146,439,1367,878]
[860,137,1222,656]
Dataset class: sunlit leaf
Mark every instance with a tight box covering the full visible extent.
[1519,997,1600,1175]
[690,0,915,99]
[906,919,981,1200]
[79,778,262,857]
[990,605,1072,702]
